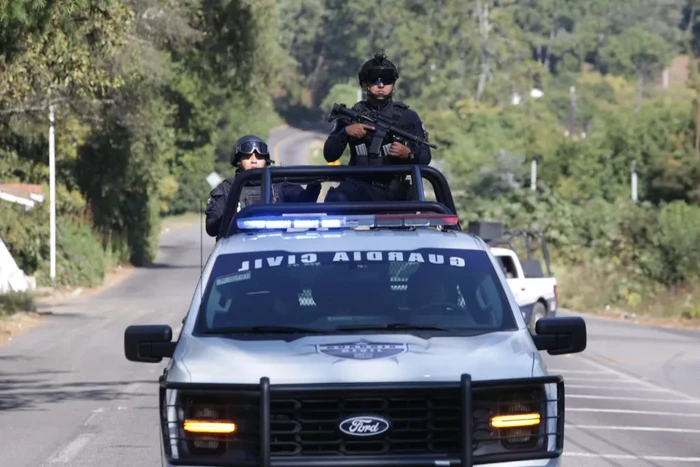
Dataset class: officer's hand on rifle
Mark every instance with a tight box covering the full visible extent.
[388,141,411,159]
[345,123,375,139]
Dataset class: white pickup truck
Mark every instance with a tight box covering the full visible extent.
[468,222,558,330]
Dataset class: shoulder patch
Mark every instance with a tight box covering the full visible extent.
[421,121,429,139]
[330,120,337,132]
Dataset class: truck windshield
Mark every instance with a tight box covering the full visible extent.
[197,248,517,334]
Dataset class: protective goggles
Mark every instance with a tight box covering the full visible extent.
[236,140,269,156]
[365,69,396,85]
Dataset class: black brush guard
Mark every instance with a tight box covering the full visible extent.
[161,375,565,467]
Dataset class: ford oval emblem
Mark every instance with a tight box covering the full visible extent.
[338,415,391,437]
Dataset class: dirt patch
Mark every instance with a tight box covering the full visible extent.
[33,263,136,306]
[161,212,202,232]
[570,307,700,332]
[0,312,46,346]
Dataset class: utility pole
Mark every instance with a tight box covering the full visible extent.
[49,102,57,282]
[631,160,638,202]
[696,95,700,157]
[530,159,537,191]
[569,86,577,139]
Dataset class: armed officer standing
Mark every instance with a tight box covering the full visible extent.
[323,53,432,202]
[205,134,321,237]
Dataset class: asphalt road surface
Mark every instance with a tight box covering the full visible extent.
[2,127,700,466]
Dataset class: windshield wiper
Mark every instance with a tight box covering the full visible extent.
[334,323,453,332]
[204,325,330,335]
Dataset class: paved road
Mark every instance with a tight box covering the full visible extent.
[2,127,700,466]
[546,312,700,465]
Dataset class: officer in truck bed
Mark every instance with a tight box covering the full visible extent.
[322,53,432,202]
[205,135,321,237]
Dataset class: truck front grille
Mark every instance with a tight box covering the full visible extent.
[269,388,467,456]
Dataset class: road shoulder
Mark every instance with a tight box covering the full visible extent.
[0,214,200,347]
[563,307,700,333]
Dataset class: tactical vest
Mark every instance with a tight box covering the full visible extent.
[351,100,409,166]
[237,183,283,211]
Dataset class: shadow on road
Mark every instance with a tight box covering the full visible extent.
[146,262,202,270]
[0,373,156,411]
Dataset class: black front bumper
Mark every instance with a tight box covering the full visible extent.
[161,374,565,467]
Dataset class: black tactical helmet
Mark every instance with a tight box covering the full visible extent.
[230,134,270,167]
[358,52,399,86]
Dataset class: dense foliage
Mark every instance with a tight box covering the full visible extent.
[1,0,284,286]
[2,1,699,318]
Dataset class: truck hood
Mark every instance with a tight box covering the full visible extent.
[170,329,538,384]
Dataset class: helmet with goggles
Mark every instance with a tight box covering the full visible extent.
[230,134,271,168]
[358,52,399,86]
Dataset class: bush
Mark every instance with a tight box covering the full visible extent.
[0,188,116,289]
[651,201,700,285]
[34,217,109,288]
[319,83,360,114]
[0,291,36,316]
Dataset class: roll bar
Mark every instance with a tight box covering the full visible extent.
[217,165,459,239]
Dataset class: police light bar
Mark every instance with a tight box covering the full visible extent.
[236,213,459,230]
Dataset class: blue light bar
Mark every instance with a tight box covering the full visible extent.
[236,213,459,231]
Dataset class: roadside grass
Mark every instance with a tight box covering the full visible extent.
[0,291,37,318]
[553,262,700,325]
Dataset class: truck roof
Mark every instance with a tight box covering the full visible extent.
[489,246,515,256]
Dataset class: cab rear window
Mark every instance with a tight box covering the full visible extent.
[197,248,517,334]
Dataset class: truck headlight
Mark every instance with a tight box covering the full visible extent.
[181,398,232,454]
[490,394,543,450]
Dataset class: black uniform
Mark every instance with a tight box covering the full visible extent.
[323,99,431,202]
[205,178,321,237]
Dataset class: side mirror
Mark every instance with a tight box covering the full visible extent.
[124,324,176,363]
[531,316,586,355]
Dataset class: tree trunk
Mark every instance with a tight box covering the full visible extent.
[474,0,491,104]
[544,19,557,69]
[635,73,643,114]
[307,51,326,106]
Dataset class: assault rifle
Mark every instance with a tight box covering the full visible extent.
[327,103,438,166]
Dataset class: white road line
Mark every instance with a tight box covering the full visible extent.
[575,355,700,402]
[83,407,106,426]
[48,433,94,464]
[564,377,641,383]
[567,394,700,404]
[565,452,700,462]
[567,384,674,393]
[548,369,610,374]
[568,407,700,418]
[567,424,700,434]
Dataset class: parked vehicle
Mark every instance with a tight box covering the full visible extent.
[468,221,558,330]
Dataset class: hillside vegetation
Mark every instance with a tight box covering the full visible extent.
[2,1,700,321]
